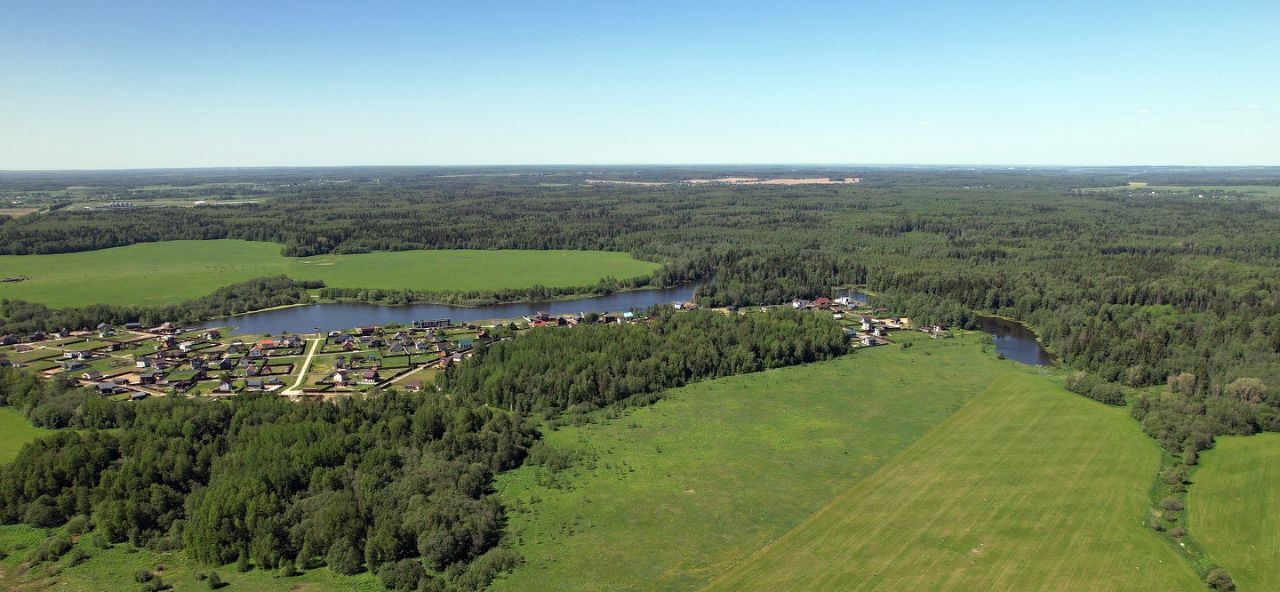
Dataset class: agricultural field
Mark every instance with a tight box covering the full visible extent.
[701,374,1202,592]
[495,333,1017,591]
[0,239,661,308]
[1188,433,1280,592]
[0,408,53,464]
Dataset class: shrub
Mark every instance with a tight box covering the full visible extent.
[378,559,426,591]
[1160,497,1184,512]
[65,515,91,535]
[207,571,224,589]
[64,547,89,566]
[27,535,74,564]
[279,562,298,578]
[135,569,155,583]
[1205,568,1236,591]
[1169,527,1186,538]
[235,552,250,572]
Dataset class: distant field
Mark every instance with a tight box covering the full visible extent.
[1078,184,1280,198]
[1188,433,1280,592]
[0,408,52,464]
[0,208,38,218]
[0,240,660,308]
[495,334,1018,591]
[701,373,1201,591]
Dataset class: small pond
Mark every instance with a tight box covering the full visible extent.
[976,315,1055,366]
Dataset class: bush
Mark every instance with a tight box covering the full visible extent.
[65,514,91,535]
[207,571,224,589]
[1168,527,1186,538]
[327,539,364,576]
[27,535,74,564]
[64,547,89,566]
[1205,568,1236,591]
[235,552,250,572]
[136,569,155,583]
[1160,497,1184,512]
[378,559,426,591]
[1087,382,1125,405]
[279,562,298,578]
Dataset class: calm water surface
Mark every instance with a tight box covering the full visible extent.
[200,284,699,335]
[976,315,1055,366]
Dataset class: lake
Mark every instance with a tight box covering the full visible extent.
[976,315,1055,366]
[200,284,699,335]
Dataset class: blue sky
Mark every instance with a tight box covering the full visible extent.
[1,0,1277,169]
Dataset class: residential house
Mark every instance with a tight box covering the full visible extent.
[81,370,103,381]
[359,369,381,385]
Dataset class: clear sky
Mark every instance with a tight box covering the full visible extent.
[2,0,1277,169]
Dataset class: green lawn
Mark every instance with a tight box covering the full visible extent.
[0,408,53,464]
[1188,433,1280,591]
[0,239,661,308]
[701,374,1202,592]
[493,334,1019,592]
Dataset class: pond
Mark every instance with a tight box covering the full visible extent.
[976,315,1055,366]
[200,283,700,335]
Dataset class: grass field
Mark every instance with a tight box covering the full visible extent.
[701,373,1202,591]
[1188,433,1280,591]
[0,524,383,592]
[0,408,53,464]
[494,334,1027,591]
[0,239,660,308]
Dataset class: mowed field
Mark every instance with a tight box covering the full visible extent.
[702,373,1202,592]
[0,407,53,464]
[495,334,1022,591]
[0,240,660,308]
[1188,433,1280,592]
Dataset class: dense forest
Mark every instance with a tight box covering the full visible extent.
[0,367,537,591]
[445,308,848,416]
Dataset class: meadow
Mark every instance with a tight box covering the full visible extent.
[701,373,1202,591]
[0,524,384,592]
[0,408,53,464]
[1188,433,1280,592]
[0,240,660,308]
[495,334,1020,591]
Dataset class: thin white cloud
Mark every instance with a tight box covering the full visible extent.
[1135,108,1153,115]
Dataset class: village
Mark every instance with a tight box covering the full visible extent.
[0,292,942,403]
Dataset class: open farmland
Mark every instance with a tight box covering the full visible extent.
[0,240,660,308]
[495,334,1015,591]
[1188,433,1280,592]
[700,372,1202,592]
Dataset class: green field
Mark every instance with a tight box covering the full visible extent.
[495,334,1034,591]
[0,524,383,592]
[702,373,1201,591]
[1188,433,1280,591]
[0,240,661,308]
[0,408,53,464]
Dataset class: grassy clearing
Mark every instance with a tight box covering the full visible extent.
[493,334,1017,591]
[0,239,660,308]
[1188,433,1280,591]
[701,373,1202,592]
[0,408,53,464]
[0,524,383,592]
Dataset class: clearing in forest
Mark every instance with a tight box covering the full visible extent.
[1188,433,1280,592]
